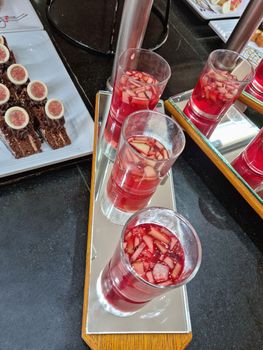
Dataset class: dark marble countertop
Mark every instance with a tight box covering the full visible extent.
[0,1,262,349]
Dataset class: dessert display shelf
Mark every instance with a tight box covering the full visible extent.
[0,30,94,178]
[82,91,192,350]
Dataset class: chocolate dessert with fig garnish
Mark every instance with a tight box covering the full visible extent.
[0,106,42,158]
[0,84,11,115]
[0,44,16,77]
[34,99,71,149]
[0,35,16,63]
[3,64,29,103]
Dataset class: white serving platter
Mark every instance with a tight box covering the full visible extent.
[209,19,263,66]
[0,0,43,33]
[0,30,94,178]
[184,0,250,20]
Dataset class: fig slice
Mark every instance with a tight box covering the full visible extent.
[45,99,64,120]
[4,107,29,130]
[0,44,10,64]
[0,84,10,105]
[7,64,29,85]
[0,36,4,45]
[27,80,48,101]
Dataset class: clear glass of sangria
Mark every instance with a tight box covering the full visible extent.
[231,128,263,196]
[101,110,185,224]
[245,58,263,101]
[97,207,202,317]
[183,49,254,138]
[103,48,171,160]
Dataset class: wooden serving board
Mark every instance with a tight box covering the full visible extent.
[81,92,192,350]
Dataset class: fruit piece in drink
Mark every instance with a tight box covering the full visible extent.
[104,70,160,148]
[123,223,185,286]
[107,135,170,212]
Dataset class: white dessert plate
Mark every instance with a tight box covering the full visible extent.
[184,0,250,20]
[0,0,43,33]
[209,19,263,66]
[0,30,94,178]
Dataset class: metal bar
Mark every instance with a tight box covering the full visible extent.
[108,0,154,88]
[226,0,263,53]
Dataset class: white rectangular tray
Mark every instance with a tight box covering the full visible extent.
[209,19,263,66]
[0,30,94,178]
[184,0,250,20]
[84,91,191,335]
[0,0,43,33]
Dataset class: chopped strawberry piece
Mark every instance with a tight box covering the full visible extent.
[148,227,170,244]
[130,242,146,262]
[143,235,154,253]
[132,261,144,275]
[152,263,169,282]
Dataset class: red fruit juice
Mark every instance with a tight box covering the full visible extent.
[184,69,239,137]
[231,128,263,191]
[246,59,263,100]
[104,70,160,149]
[107,135,169,212]
[100,223,185,312]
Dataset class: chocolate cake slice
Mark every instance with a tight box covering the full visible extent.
[24,80,48,128]
[0,106,42,158]
[32,99,71,149]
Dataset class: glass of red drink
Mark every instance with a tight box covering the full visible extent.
[103,48,171,160]
[183,49,254,138]
[245,59,263,101]
[101,110,185,224]
[97,207,202,316]
[231,128,263,196]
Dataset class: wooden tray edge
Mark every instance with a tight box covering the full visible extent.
[239,93,263,115]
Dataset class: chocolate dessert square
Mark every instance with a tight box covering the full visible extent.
[30,99,71,150]
[0,107,42,158]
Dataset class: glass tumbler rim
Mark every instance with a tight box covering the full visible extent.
[207,49,255,84]
[121,109,186,164]
[120,206,202,290]
[117,47,171,86]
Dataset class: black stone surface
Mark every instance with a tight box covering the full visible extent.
[0,1,262,349]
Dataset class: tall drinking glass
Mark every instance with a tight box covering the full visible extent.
[245,58,263,101]
[183,49,254,138]
[101,110,185,224]
[231,128,263,195]
[103,48,171,160]
[97,207,202,317]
